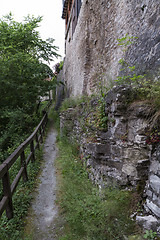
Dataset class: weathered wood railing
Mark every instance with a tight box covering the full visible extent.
[0,100,52,219]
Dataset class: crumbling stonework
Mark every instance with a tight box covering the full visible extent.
[60,86,160,232]
[138,146,160,232]
[63,0,160,96]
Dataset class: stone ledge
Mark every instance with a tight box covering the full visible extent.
[146,199,160,218]
[136,215,160,232]
[149,174,160,195]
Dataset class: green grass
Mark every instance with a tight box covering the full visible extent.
[55,133,138,240]
[59,95,94,112]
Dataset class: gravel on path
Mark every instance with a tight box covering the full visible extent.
[24,126,60,240]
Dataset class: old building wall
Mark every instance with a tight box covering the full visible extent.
[63,0,160,96]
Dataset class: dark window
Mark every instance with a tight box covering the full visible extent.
[72,0,82,36]
[72,1,77,35]
[66,12,69,27]
[69,0,72,11]
[77,0,82,18]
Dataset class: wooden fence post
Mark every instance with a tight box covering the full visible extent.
[39,126,43,143]
[21,151,28,182]
[30,141,35,162]
[43,114,48,133]
[2,169,13,219]
[45,113,48,128]
[35,133,40,150]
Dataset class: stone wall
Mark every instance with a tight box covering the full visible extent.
[55,70,65,110]
[63,0,160,96]
[137,146,160,232]
[60,86,160,232]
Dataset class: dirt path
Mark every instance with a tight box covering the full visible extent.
[24,126,60,240]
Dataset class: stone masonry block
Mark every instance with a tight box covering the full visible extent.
[136,215,159,231]
[149,174,160,195]
[146,199,160,218]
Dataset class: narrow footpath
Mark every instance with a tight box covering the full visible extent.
[24,125,61,240]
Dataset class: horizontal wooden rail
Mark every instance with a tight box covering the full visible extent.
[0,100,52,219]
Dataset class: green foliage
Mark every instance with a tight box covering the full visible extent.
[93,79,109,130]
[59,61,64,70]
[60,92,109,133]
[48,107,60,130]
[145,80,160,109]
[96,96,108,130]
[54,61,64,75]
[57,61,64,72]
[0,13,58,159]
[144,230,157,240]
[115,35,145,87]
[128,235,143,240]
[117,35,138,81]
[146,127,160,145]
[55,134,137,240]
[60,97,78,111]
[117,34,138,49]
[0,14,58,111]
[115,34,160,110]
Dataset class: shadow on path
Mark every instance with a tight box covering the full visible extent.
[24,124,62,240]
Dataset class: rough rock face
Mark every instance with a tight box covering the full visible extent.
[63,0,160,96]
[60,86,160,232]
[141,146,160,231]
[61,86,150,187]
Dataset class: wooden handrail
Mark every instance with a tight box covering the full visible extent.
[0,100,52,219]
